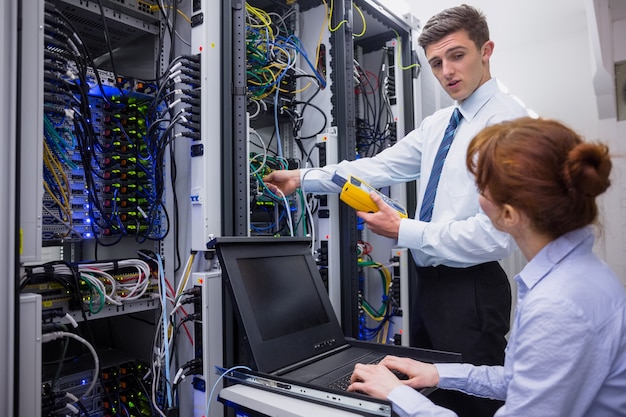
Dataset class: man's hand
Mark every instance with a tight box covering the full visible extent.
[356,192,402,239]
[263,169,301,196]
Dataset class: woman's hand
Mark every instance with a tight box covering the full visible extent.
[347,363,404,400]
[379,355,440,389]
[346,356,440,400]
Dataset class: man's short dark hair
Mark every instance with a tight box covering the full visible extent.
[417,4,489,50]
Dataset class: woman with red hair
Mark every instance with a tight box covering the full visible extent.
[348,117,626,417]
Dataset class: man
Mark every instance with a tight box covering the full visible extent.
[264,5,529,416]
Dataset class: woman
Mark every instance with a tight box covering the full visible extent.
[347,117,626,417]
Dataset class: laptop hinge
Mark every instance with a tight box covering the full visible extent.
[272,344,351,376]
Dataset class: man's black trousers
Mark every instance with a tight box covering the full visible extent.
[410,261,512,417]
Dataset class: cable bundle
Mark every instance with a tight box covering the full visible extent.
[22,258,156,315]
[357,250,399,343]
[42,2,180,245]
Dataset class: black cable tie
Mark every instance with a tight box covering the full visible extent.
[181,69,200,79]
[183,54,200,63]
[181,97,200,106]
[182,61,200,71]
[182,131,201,140]
[181,121,200,131]
[43,263,55,279]
[183,89,200,99]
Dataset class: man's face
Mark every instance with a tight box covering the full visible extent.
[424,30,493,103]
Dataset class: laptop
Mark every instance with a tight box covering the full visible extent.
[209,236,461,392]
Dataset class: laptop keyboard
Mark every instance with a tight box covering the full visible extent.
[327,360,408,391]
[328,373,354,391]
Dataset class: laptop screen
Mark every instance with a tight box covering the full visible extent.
[237,255,330,341]
[212,236,348,373]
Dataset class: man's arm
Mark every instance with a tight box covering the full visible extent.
[397,212,513,266]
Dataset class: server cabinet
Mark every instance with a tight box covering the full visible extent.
[16,1,204,416]
[223,0,422,361]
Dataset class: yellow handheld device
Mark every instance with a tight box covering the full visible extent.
[332,173,408,218]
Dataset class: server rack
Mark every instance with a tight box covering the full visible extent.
[16,1,203,416]
[222,0,422,373]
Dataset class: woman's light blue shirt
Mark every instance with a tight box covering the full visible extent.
[389,227,626,417]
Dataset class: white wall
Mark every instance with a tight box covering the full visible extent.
[411,0,626,284]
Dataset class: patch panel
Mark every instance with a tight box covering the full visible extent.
[390,247,410,346]
[22,270,160,319]
[42,85,165,243]
[63,62,157,98]
[100,0,160,23]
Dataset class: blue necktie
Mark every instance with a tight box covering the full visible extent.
[419,108,462,222]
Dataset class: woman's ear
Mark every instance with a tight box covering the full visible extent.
[500,203,521,230]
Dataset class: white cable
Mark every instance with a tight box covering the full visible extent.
[64,392,79,403]
[167,69,182,80]
[248,99,261,119]
[173,367,186,385]
[169,61,182,74]
[42,331,99,399]
[150,319,167,417]
[81,271,119,306]
[78,260,152,305]
[206,366,252,417]
[248,128,268,176]
[304,192,316,255]
[275,188,295,237]
[174,253,195,298]
[115,262,151,301]
[171,256,193,316]
[157,254,173,408]
[41,204,83,239]
[63,313,78,328]
[167,98,182,110]
[301,168,334,255]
